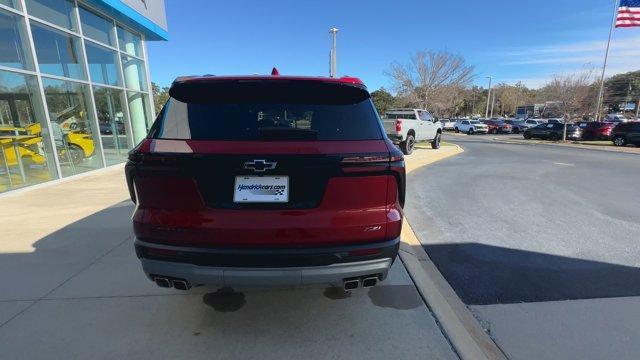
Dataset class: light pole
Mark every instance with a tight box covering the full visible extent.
[594,0,619,121]
[484,76,493,119]
[490,90,496,118]
[472,90,477,116]
[329,27,338,78]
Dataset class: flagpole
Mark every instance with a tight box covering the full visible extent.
[595,0,620,121]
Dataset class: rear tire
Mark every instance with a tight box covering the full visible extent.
[67,144,85,164]
[613,136,627,147]
[455,128,459,133]
[400,134,415,155]
[523,133,531,139]
[467,128,475,135]
[431,133,441,149]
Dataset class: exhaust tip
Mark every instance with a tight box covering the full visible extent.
[172,279,191,291]
[343,279,360,291]
[154,277,172,288]
[362,276,378,288]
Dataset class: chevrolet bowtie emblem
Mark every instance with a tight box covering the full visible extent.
[243,160,277,172]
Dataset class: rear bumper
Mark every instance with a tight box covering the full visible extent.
[135,237,399,287]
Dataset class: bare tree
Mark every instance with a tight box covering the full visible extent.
[541,70,594,141]
[493,84,519,116]
[386,50,475,111]
[430,85,466,117]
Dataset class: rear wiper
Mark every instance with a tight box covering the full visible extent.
[258,127,318,140]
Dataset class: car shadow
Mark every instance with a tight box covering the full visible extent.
[423,242,640,305]
[0,200,136,303]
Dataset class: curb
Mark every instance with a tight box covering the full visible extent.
[399,221,508,360]
[490,137,640,155]
[400,146,508,360]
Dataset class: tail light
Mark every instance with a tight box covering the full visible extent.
[395,120,402,133]
[340,153,394,173]
[128,152,179,167]
[127,139,180,168]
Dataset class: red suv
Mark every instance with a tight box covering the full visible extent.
[125,74,405,291]
[575,122,615,140]
[482,119,512,134]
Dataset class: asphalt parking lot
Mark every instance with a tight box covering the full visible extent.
[406,134,640,359]
[0,166,458,360]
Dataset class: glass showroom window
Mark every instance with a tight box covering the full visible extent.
[0,0,21,9]
[121,54,147,91]
[31,22,86,80]
[117,25,142,58]
[0,9,34,70]
[78,5,115,47]
[25,0,77,30]
[85,41,120,86]
[126,91,150,143]
[41,77,103,177]
[93,86,131,165]
[0,70,58,193]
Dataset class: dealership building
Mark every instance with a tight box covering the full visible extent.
[0,0,167,194]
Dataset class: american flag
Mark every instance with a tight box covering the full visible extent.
[616,0,640,27]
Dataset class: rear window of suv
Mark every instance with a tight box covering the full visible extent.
[151,80,383,141]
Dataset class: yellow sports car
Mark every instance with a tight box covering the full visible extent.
[0,123,95,167]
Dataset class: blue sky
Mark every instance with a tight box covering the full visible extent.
[147,0,640,91]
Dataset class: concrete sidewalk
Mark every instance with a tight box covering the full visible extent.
[0,164,458,359]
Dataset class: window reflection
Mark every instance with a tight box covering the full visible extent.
[117,25,142,57]
[0,70,57,193]
[0,0,21,9]
[85,42,120,86]
[42,77,102,177]
[0,9,34,70]
[31,22,85,80]
[121,55,147,91]
[127,91,150,144]
[79,5,115,46]
[94,86,130,165]
[25,0,77,30]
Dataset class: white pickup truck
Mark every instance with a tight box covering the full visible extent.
[382,109,442,155]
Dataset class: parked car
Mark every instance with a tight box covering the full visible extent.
[99,120,126,135]
[504,119,525,134]
[482,119,512,134]
[440,118,456,131]
[523,123,582,141]
[575,122,615,141]
[454,119,489,134]
[383,108,442,154]
[611,121,640,146]
[524,118,545,127]
[125,73,405,292]
[546,118,564,124]
[509,119,544,134]
[605,114,628,124]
